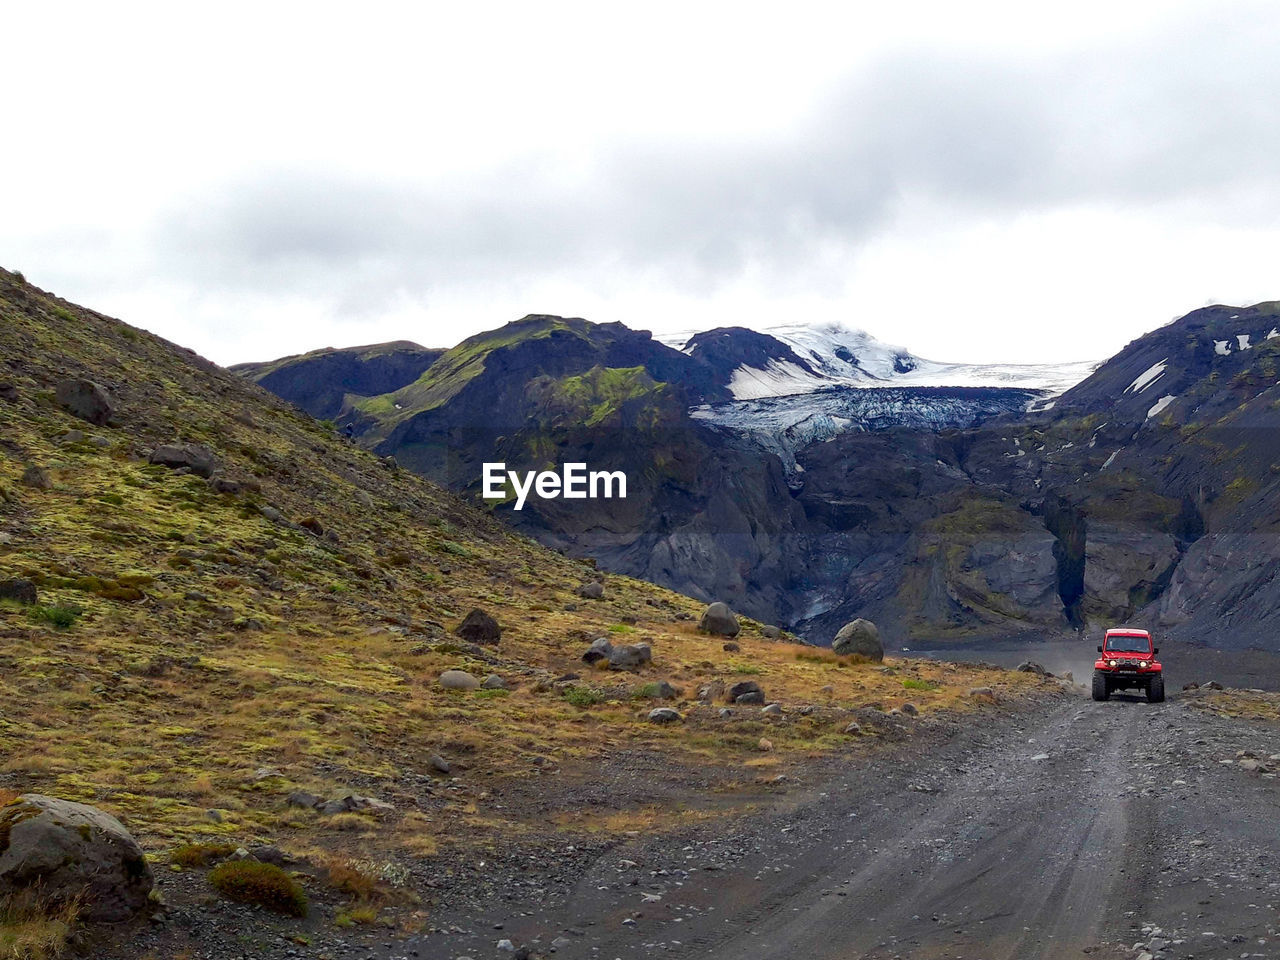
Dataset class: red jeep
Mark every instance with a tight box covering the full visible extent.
[1092,628,1164,702]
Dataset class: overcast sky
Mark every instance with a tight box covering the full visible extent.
[4,1,1279,366]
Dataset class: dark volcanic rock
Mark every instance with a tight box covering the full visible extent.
[0,579,38,604]
[698,602,740,637]
[455,608,501,645]
[0,795,153,922]
[55,378,114,426]
[150,443,218,478]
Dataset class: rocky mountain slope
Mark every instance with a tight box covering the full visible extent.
[239,302,1280,652]
[0,267,1043,956]
[231,341,444,421]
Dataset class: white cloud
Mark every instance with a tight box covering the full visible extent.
[2,0,1278,365]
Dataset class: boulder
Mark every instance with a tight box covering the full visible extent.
[0,795,153,922]
[455,608,501,645]
[439,670,481,690]
[286,791,320,810]
[647,708,682,724]
[582,637,613,665]
[761,703,782,717]
[761,625,782,640]
[576,581,604,600]
[727,680,764,703]
[722,642,740,652]
[207,473,241,494]
[150,443,218,478]
[608,643,652,671]
[641,680,681,700]
[55,378,114,426]
[698,602,740,637]
[832,619,883,661]
[481,674,509,690]
[1016,661,1047,675]
[20,465,51,489]
[0,578,38,605]
[734,691,765,705]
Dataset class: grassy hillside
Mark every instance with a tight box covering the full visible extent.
[0,268,1043,948]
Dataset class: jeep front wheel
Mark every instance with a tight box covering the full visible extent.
[1147,675,1165,703]
[1092,671,1110,701]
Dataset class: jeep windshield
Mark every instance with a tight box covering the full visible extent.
[1105,636,1151,653]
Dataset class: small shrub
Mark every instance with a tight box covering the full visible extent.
[208,861,308,917]
[29,605,81,629]
[902,678,939,692]
[563,685,604,707]
[731,664,763,675]
[320,858,377,900]
[171,842,237,868]
[607,623,633,634]
[334,903,379,927]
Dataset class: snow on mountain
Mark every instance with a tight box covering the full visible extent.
[658,321,1097,400]
[692,385,1040,481]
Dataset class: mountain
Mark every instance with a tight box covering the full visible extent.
[237,300,1280,652]
[659,321,1097,399]
[231,340,445,420]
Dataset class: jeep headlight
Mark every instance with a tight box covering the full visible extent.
[1139,660,1149,668]
[1108,659,1118,667]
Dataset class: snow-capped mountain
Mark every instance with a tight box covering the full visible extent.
[658,321,1097,400]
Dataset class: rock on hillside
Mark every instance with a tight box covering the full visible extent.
[0,795,153,922]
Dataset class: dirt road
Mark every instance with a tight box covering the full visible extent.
[407,688,1279,960]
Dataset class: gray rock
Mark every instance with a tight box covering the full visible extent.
[761,703,783,716]
[207,473,241,494]
[260,505,284,522]
[582,637,613,665]
[901,702,919,716]
[728,680,764,703]
[20,465,51,489]
[430,755,451,774]
[608,643,652,671]
[647,708,682,724]
[55,378,114,426]
[968,686,996,699]
[481,674,509,690]
[1016,661,1047,675]
[832,619,883,661]
[698,601,740,637]
[439,670,481,690]
[735,691,765,705]
[286,791,320,809]
[844,722,863,735]
[0,795,153,922]
[150,443,218,478]
[0,578,37,605]
[576,581,604,600]
[455,608,501,645]
[761,625,782,639]
[642,680,680,700]
[722,641,740,652]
